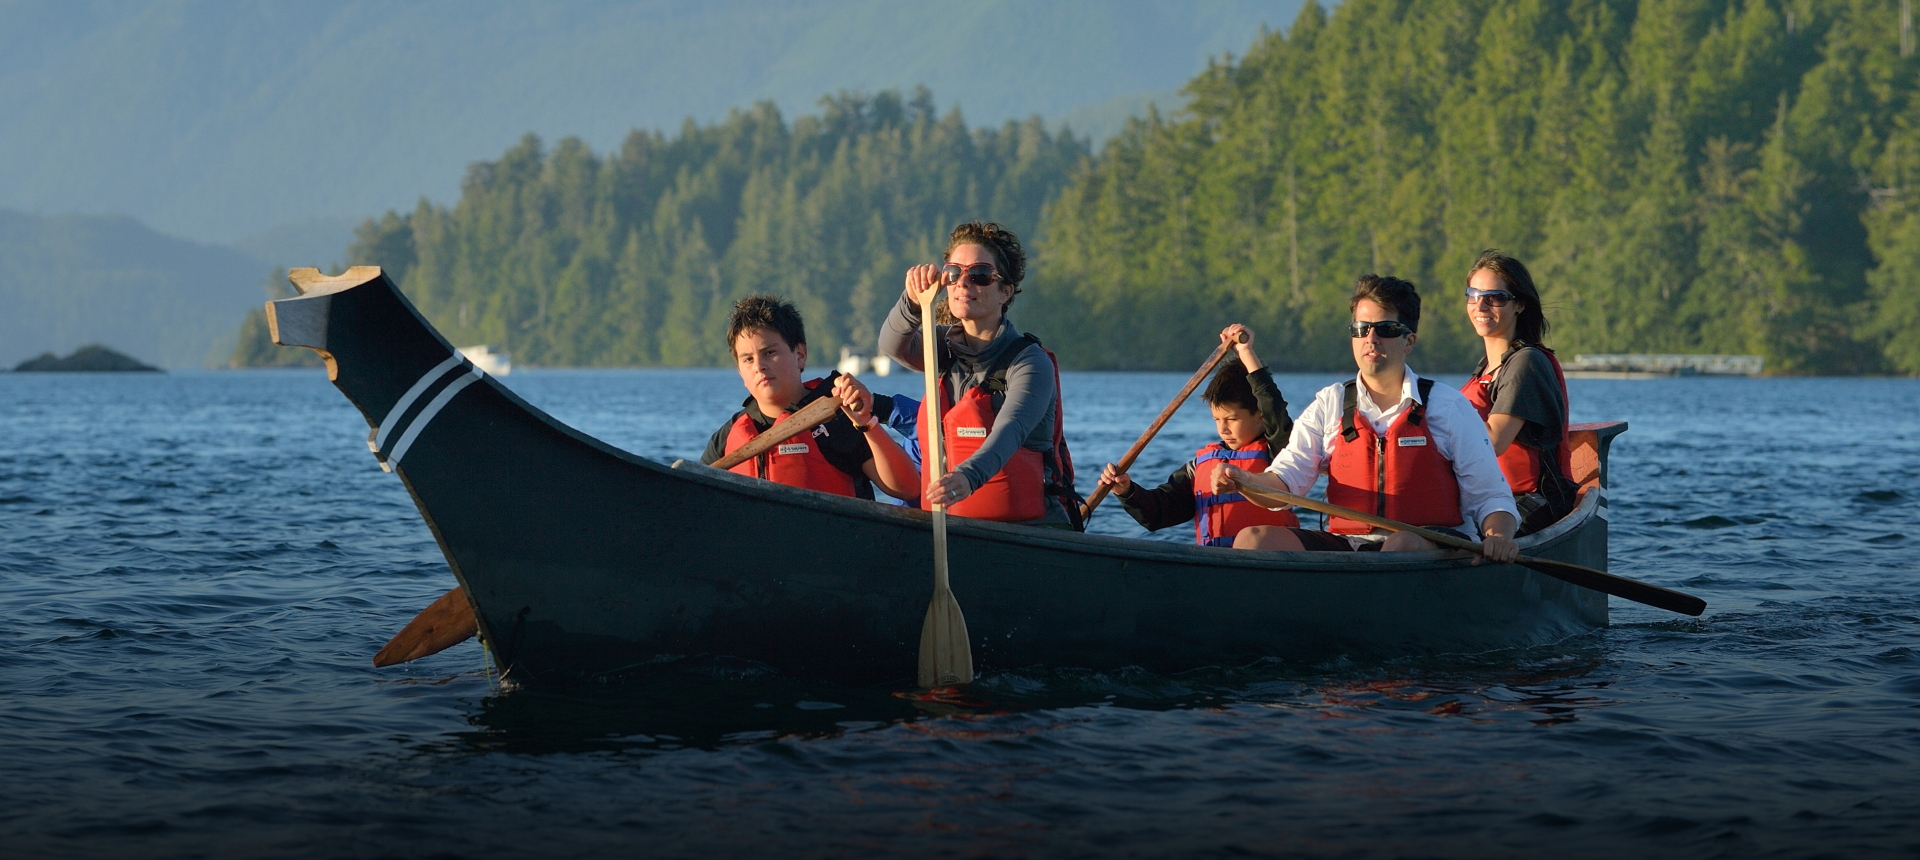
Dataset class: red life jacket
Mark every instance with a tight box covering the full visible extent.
[723,378,859,498]
[1461,345,1573,494]
[917,333,1081,526]
[1325,378,1462,534]
[1191,439,1300,546]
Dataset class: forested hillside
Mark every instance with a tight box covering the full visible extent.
[241,0,1920,374]
[1026,0,1920,373]
[323,90,1085,367]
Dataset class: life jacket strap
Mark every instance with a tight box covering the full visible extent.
[1341,381,1360,442]
[1408,377,1434,426]
[1343,376,1434,433]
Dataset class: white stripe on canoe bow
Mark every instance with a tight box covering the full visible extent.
[374,354,465,454]
[386,368,482,469]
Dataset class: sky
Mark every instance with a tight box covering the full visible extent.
[0,0,1306,256]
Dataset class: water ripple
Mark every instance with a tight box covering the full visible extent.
[2,370,1917,858]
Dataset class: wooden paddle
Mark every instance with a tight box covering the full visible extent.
[1081,330,1250,520]
[917,283,973,687]
[708,394,845,471]
[1227,477,1707,617]
[372,586,479,667]
[371,392,851,667]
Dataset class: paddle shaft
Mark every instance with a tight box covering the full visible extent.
[917,284,972,687]
[709,394,843,471]
[1080,331,1249,520]
[1228,477,1706,616]
[921,290,948,589]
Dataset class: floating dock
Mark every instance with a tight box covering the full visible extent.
[1561,354,1763,378]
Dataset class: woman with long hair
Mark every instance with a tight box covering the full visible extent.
[1461,249,1579,534]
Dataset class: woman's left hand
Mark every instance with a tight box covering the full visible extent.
[925,471,974,507]
[832,375,873,427]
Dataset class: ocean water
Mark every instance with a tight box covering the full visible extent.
[2,368,1916,859]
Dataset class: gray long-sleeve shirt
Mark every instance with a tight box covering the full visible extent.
[879,291,1065,523]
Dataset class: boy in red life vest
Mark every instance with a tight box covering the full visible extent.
[1208,276,1522,563]
[1094,324,1301,546]
[699,294,920,502]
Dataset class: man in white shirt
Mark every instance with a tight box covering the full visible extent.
[1206,275,1521,562]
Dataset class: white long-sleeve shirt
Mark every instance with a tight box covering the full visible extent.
[1265,368,1519,537]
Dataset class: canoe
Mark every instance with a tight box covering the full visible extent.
[269,267,1624,685]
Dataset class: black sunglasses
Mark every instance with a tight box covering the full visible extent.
[941,262,1000,288]
[1348,320,1414,339]
[1465,287,1514,307]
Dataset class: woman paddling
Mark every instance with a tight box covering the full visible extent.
[879,221,1078,528]
[1461,249,1579,535]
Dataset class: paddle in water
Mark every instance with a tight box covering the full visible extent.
[1081,329,1249,521]
[371,585,480,667]
[371,394,854,667]
[916,281,974,687]
[1227,476,1706,616]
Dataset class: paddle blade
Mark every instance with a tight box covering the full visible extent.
[372,586,479,667]
[917,587,974,687]
[1518,555,1707,617]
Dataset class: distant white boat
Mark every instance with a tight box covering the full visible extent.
[458,345,511,376]
[871,354,892,377]
[837,345,871,376]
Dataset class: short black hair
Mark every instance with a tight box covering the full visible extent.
[1350,274,1422,331]
[1202,355,1260,413]
[726,294,805,352]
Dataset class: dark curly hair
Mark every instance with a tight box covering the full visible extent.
[945,221,1025,313]
[726,293,806,353]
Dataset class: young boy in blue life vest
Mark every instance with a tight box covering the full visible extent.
[699,294,920,502]
[1095,325,1302,546]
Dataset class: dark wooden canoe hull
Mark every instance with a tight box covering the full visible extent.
[269,267,1619,685]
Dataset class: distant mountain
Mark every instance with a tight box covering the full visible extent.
[0,209,269,368]
[0,1,1299,248]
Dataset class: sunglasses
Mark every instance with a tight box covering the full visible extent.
[941,262,1001,288]
[1465,287,1515,307]
[1348,320,1414,339]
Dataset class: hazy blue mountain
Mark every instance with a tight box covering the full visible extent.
[0,0,1301,251]
[0,209,269,368]
[229,216,361,273]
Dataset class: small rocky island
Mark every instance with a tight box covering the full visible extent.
[13,345,162,372]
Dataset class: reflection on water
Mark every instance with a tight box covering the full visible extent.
[447,644,1624,760]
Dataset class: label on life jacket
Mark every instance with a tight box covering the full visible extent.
[776,443,810,455]
[1398,436,1428,446]
[955,427,989,438]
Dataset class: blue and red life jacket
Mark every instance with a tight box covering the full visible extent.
[1191,439,1301,546]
